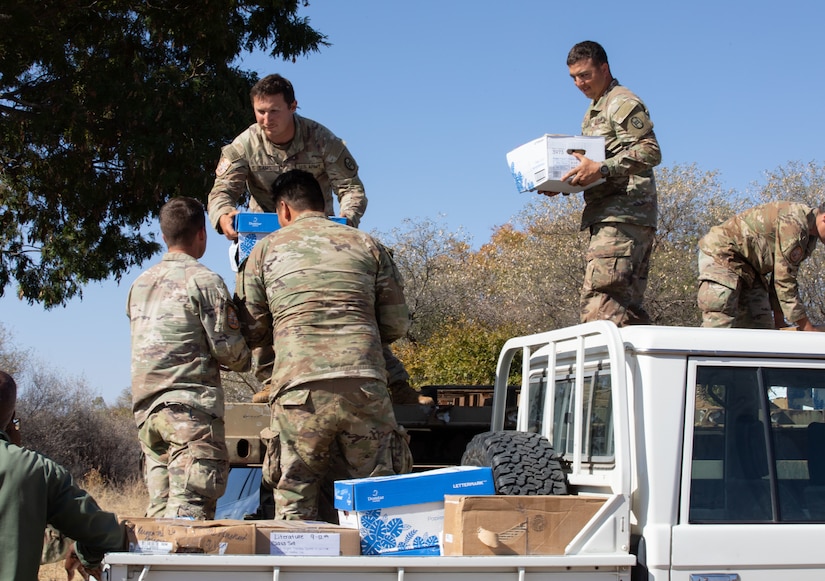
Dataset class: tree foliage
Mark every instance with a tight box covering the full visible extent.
[0,323,140,483]
[385,163,792,386]
[0,0,327,306]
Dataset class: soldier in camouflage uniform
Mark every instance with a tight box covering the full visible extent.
[207,73,427,406]
[127,197,251,519]
[542,41,661,326]
[698,201,825,330]
[236,169,413,522]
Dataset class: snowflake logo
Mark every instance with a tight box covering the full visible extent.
[359,510,409,555]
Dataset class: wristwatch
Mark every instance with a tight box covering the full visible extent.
[599,163,610,177]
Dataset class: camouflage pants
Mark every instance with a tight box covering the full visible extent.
[265,377,412,521]
[581,222,654,326]
[138,404,229,520]
[697,250,774,328]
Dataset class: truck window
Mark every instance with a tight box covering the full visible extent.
[529,365,614,463]
[690,365,825,523]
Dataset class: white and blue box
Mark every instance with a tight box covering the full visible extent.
[506,134,605,194]
[234,212,280,267]
[334,466,495,556]
[232,213,346,268]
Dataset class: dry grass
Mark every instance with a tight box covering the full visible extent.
[38,470,148,581]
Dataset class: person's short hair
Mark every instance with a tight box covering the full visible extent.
[567,41,609,67]
[0,371,17,430]
[271,169,325,213]
[250,74,296,106]
[159,197,205,247]
[818,202,825,214]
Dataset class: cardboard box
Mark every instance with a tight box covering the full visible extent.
[506,134,606,194]
[122,518,256,555]
[441,495,606,556]
[254,519,361,556]
[232,213,347,268]
[334,466,495,555]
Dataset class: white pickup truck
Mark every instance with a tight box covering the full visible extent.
[105,321,825,580]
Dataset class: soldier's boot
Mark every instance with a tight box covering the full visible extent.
[388,380,435,407]
[252,385,271,404]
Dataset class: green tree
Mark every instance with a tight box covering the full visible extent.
[646,164,750,325]
[0,0,327,306]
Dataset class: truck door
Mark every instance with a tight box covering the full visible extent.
[671,360,825,581]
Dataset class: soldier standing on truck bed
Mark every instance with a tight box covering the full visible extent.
[698,201,825,330]
[235,169,413,522]
[127,197,251,520]
[539,40,661,326]
[206,73,430,406]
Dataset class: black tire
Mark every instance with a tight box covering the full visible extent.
[461,430,568,495]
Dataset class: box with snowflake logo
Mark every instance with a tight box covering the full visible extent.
[233,212,280,268]
[333,466,495,556]
[232,213,347,268]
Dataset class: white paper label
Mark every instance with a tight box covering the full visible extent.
[133,540,174,554]
[269,532,341,556]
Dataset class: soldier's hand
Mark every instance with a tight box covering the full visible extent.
[218,211,240,241]
[64,547,101,581]
[562,153,601,187]
[537,190,561,197]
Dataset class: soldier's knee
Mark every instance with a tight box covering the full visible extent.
[182,439,229,502]
[585,255,634,295]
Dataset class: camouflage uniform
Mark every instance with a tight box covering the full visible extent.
[207,116,367,230]
[127,252,251,519]
[579,78,661,325]
[698,202,819,328]
[237,213,413,521]
[207,113,416,394]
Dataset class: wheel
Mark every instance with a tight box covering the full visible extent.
[461,430,568,495]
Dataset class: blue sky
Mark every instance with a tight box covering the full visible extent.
[2,0,824,402]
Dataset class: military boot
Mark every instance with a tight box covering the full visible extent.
[252,384,271,404]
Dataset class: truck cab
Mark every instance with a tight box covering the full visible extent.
[491,321,825,580]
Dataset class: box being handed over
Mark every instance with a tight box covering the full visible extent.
[334,466,495,556]
[506,134,606,194]
[232,212,347,269]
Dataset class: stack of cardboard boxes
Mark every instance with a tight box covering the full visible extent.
[122,466,606,557]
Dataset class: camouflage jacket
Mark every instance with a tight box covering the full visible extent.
[236,213,410,395]
[580,79,661,230]
[207,114,367,231]
[127,252,251,426]
[699,201,819,323]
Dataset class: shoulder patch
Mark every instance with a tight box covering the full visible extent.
[631,116,645,130]
[789,245,805,263]
[227,305,240,329]
[216,157,232,177]
[344,157,356,172]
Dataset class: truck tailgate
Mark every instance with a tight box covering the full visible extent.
[105,553,635,581]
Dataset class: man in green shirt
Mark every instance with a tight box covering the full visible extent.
[0,370,124,581]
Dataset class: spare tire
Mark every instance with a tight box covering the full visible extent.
[461,430,568,495]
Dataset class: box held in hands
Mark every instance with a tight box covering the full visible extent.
[506,134,606,194]
[441,494,606,556]
[334,466,495,556]
[231,213,347,269]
